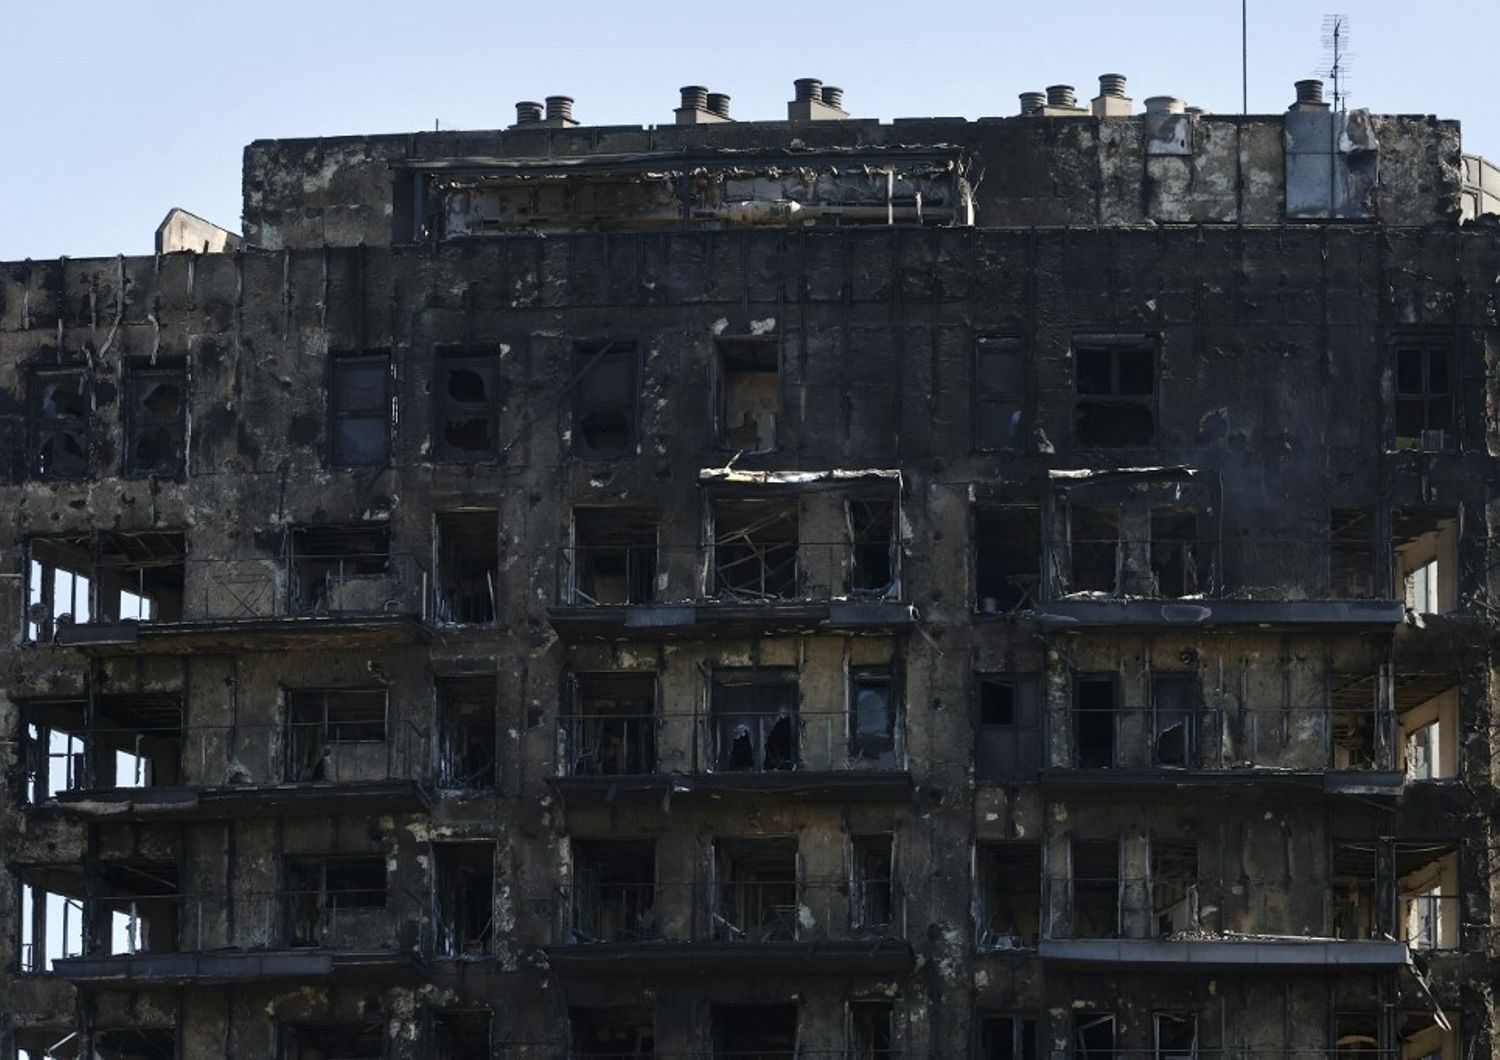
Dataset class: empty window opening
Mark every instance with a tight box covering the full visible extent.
[434,843,494,957]
[573,341,638,458]
[711,1003,797,1060]
[284,857,387,949]
[1150,840,1200,937]
[571,839,656,944]
[850,668,898,764]
[1154,1013,1198,1060]
[26,532,186,639]
[1073,1013,1117,1060]
[1394,342,1454,450]
[1331,843,1379,941]
[435,348,501,462]
[1393,510,1459,614]
[976,337,1027,450]
[330,351,392,467]
[849,1000,894,1060]
[571,508,657,605]
[1396,841,1459,951]
[568,672,656,776]
[436,677,496,790]
[30,369,89,479]
[92,1029,177,1060]
[1329,509,1376,598]
[571,1008,655,1060]
[19,866,85,973]
[283,1022,386,1060]
[1396,676,1459,781]
[1075,337,1156,447]
[713,669,798,772]
[1334,1013,1381,1060]
[975,506,1041,613]
[1151,673,1199,768]
[713,837,798,943]
[848,498,897,597]
[93,695,182,791]
[1398,1012,1459,1060]
[713,498,799,600]
[1330,673,1382,771]
[285,688,387,782]
[1069,507,1120,594]
[977,841,1041,949]
[1074,677,1118,769]
[851,834,895,930]
[1070,839,1121,938]
[717,338,779,453]
[96,861,180,958]
[20,700,86,803]
[16,1028,83,1060]
[433,1010,491,1060]
[288,524,392,614]
[125,361,186,477]
[977,675,1041,782]
[434,510,498,624]
[978,1014,1038,1060]
[1151,508,1209,597]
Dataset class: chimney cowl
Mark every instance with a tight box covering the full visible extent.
[1098,73,1127,98]
[545,95,575,122]
[1294,79,1325,105]
[514,101,543,125]
[794,78,823,103]
[680,86,708,111]
[706,92,731,118]
[1144,95,1185,115]
[821,85,845,110]
[1046,84,1077,108]
[1019,91,1046,116]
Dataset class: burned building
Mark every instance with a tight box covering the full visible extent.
[0,72,1498,1058]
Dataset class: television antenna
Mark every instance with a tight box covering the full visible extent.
[1319,14,1353,111]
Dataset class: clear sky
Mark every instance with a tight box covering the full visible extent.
[2,0,1492,261]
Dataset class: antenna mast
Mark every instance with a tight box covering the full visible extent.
[1320,14,1352,111]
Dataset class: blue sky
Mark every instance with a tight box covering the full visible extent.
[2,0,1493,260]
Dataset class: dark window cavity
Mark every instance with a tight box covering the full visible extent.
[1070,839,1121,938]
[436,676,497,790]
[284,688,387,782]
[434,510,497,625]
[435,348,500,462]
[570,1008,655,1059]
[571,508,657,605]
[1150,508,1209,597]
[978,1014,1039,1060]
[283,858,388,948]
[850,835,895,929]
[976,675,1040,782]
[977,841,1041,949]
[1075,337,1156,447]
[125,361,186,477]
[713,669,799,772]
[1394,342,1454,450]
[712,839,798,942]
[1151,673,1200,768]
[26,531,186,641]
[712,498,799,601]
[848,498,897,597]
[282,1022,386,1060]
[976,337,1027,450]
[288,524,392,614]
[434,843,495,957]
[330,352,391,467]
[1329,508,1376,598]
[1070,506,1120,594]
[566,672,657,777]
[433,1010,492,1060]
[976,507,1041,613]
[717,338,779,453]
[850,668,898,764]
[849,1000,894,1060]
[1151,840,1200,936]
[1074,676,1118,769]
[573,341,638,458]
[570,839,656,943]
[30,369,89,480]
[1154,1013,1198,1060]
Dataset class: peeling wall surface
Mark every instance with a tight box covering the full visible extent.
[1,98,1499,1060]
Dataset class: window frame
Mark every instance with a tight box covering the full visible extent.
[975,674,1041,782]
[572,340,640,460]
[1072,334,1158,448]
[432,346,501,464]
[328,350,393,469]
[974,336,1028,452]
[1393,337,1456,451]
[28,367,91,481]
[123,359,187,479]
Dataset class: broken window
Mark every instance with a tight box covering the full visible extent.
[1329,509,1376,598]
[977,1014,1038,1060]
[434,843,494,957]
[1331,843,1379,940]
[1154,1013,1197,1060]
[1393,509,1459,614]
[95,861,179,958]
[848,498,897,596]
[1069,506,1120,594]
[284,688,387,782]
[26,532,186,640]
[712,498,799,600]
[330,351,392,467]
[1070,839,1120,938]
[92,1029,177,1060]
[570,507,657,605]
[713,837,798,942]
[1072,1013,1117,1060]
[975,507,1041,613]
[571,1008,655,1059]
[1074,676,1118,769]
[19,700,86,804]
[16,1027,84,1060]
[434,510,498,624]
[712,1004,797,1060]
[975,337,1027,450]
[283,1022,386,1060]
[1333,1013,1381,1060]
[570,839,656,943]
[18,696,179,802]
[436,677,497,790]
[1150,508,1208,597]
[123,360,186,478]
[30,368,89,479]
[848,1000,894,1060]
[1150,840,1200,936]
[717,338,779,453]
[850,668,898,764]
[432,1011,491,1060]
[435,348,500,462]
[573,341,638,458]
[713,668,798,772]
[1075,336,1156,447]
[288,524,392,614]
[1395,675,1459,781]
[284,857,387,948]
[1151,673,1199,768]
[1396,841,1459,951]
[1394,341,1454,450]
[976,841,1041,949]
[566,672,656,776]
[976,675,1041,782]
[19,866,85,973]
[1330,673,1382,771]
[851,835,895,930]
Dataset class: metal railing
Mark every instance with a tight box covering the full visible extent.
[561,713,657,776]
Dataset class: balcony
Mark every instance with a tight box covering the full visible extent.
[547,542,913,641]
[45,719,431,821]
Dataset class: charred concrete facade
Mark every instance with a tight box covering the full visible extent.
[1,75,1499,1059]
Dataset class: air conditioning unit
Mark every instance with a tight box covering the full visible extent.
[1420,429,1448,452]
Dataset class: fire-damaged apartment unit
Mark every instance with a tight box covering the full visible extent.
[1,73,1499,1058]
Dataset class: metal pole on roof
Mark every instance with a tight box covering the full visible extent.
[1242,0,1249,114]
